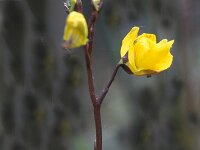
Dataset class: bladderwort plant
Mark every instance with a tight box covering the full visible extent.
[62,0,174,150]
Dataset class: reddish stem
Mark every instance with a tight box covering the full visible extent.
[76,0,83,12]
[94,105,102,150]
[84,43,102,150]
[84,44,121,150]
[83,1,121,150]
[84,46,97,106]
[98,64,122,104]
[88,11,98,55]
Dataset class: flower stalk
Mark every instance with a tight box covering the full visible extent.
[84,44,121,149]
[98,63,122,105]
[84,50,122,150]
[84,23,121,150]
[83,2,124,149]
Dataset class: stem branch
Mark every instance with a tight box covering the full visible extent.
[98,64,122,104]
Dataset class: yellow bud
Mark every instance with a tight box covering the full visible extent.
[120,27,174,76]
[70,0,77,12]
[63,11,88,49]
[92,0,101,11]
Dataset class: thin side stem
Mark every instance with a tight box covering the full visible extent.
[98,64,122,104]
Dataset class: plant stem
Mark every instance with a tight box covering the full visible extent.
[76,0,83,12]
[98,64,122,104]
[84,44,122,150]
[84,46,97,106]
[84,45,102,150]
[94,105,102,150]
[88,11,98,55]
[83,1,121,150]
[84,2,102,149]
[94,64,122,150]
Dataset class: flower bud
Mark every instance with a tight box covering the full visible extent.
[63,11,88,48]
[92,0,101,11]
[64,0,77,12]
[120,27,174,76]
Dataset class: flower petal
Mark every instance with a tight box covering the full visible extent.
[120,27,139,57]
[134,37,156,69]
[137,33,157,43]
[127,40,142,75]
[151,40,174,71]
[135,38,174,72]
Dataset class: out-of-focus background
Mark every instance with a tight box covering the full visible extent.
[0,0,200,150]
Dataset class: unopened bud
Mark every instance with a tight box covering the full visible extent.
[92,0,101,11]
[64,0,77,12]
[63,11,88,48]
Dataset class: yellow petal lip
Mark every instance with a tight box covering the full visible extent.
[63,11,88,49]
[120,26,174,76]
[152,40,174,72]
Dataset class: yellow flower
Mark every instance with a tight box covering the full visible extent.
[63,11,88,49]
[120,27,174,76]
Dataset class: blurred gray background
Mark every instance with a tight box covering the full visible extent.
[0,0,200,150]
